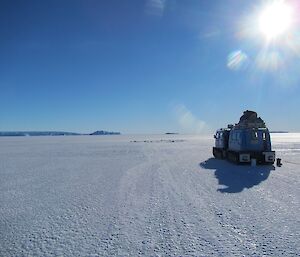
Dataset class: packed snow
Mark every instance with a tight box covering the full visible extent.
[0,134,299,256]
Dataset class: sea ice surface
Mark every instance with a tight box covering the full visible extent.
[0,134,299,256]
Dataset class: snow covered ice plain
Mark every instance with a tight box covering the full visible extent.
[0,134,299,257]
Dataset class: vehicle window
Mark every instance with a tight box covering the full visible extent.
[252,131,258,140]
[232,132,236,141]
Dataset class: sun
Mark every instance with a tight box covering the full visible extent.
[258,1,293,41]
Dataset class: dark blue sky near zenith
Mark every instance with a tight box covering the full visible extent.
[1,0,300,133]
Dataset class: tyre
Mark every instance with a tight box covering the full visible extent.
[228,151,239,163]
[213,148,223,159]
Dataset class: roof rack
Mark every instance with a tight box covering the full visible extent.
[234,110,266,129]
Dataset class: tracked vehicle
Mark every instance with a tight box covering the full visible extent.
[213,110,275,164]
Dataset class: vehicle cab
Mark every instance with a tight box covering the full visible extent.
[214,129,230,150]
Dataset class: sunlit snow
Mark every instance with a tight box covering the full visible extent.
[0,134,299,256]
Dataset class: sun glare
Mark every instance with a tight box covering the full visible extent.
[259,1,293,41]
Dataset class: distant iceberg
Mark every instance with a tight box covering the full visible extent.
[89,130,121,135]
[0,131,80,137]
[0,130,121,137]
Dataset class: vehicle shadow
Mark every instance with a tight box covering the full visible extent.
[199,158,275,193]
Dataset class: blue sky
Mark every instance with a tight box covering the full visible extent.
[1,0,300,133]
